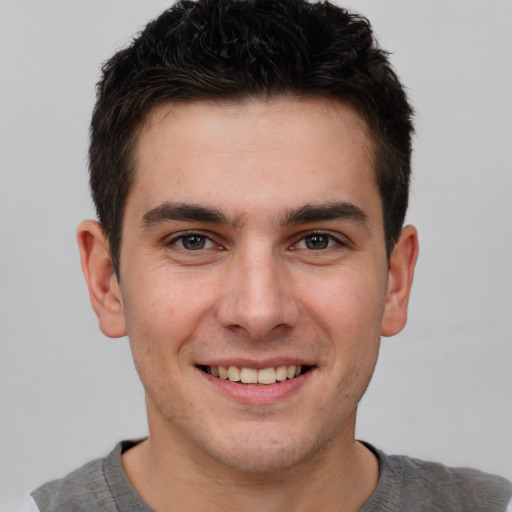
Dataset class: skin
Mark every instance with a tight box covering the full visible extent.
[78,96,418,511]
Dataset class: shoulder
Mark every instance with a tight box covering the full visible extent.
[30,440,149,512]
[30,456,110,512]
[389,452,512,506]
[363,443,512,512]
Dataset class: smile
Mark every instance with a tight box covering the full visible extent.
[199,365,311,385]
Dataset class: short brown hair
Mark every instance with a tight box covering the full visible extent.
[89,0,414,275]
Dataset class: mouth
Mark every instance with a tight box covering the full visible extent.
[198,364,313,385]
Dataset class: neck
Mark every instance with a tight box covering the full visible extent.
[122,417,379,512]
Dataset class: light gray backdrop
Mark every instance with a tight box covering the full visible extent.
[1,0,511,504]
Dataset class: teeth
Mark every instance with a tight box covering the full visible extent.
[240,367,258,384]
[227,366,241,382]
[218,365,228,379]
[206,365,306,384]
[286,365,296,379]
[257,367,276,384]
[276,366,287,381]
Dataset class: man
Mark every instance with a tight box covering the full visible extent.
[28,0,512,510]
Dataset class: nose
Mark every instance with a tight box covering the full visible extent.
[215,245,300,340]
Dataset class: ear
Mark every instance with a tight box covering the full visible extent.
[77,220,126,338]
[381,225,419,337]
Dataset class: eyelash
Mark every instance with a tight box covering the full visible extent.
[167,231,219,251]
[293,231,347,251]
[166,230,347,252]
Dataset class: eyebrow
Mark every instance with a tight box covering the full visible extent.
[141,202,235,228]
[280,201,368,227]
[140,200,368,230]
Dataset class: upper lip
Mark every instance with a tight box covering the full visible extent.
[196,358,315,369]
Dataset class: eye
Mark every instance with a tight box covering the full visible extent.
[170,233,216,251]
[295,232,342,251]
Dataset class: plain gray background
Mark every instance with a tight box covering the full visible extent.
[1,0,511,504]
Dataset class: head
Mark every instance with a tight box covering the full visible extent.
[89,0,413,277]
[79,0,418,476]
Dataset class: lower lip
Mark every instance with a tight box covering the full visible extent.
[199,368,313,404]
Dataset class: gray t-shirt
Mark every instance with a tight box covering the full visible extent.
[32,440,512,511]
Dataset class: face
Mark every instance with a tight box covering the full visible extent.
[102,97,410,472]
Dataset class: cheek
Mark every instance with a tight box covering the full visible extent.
[125,265,215,327]
[298,269,385,386]
[298,268,386,333]
[120,271,216,374]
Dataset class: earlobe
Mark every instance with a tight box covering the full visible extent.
[381,225,419,337]
[77,220,127,338]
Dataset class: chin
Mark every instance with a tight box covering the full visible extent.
[211,444,311,474]
[202,424,338,474]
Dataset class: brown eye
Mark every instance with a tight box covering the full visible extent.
[182,235,205,250]
[173,234,214,250]
[304,234,331,250]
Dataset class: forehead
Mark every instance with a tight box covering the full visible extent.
[128,96,379,225]
[137,96,373,162]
